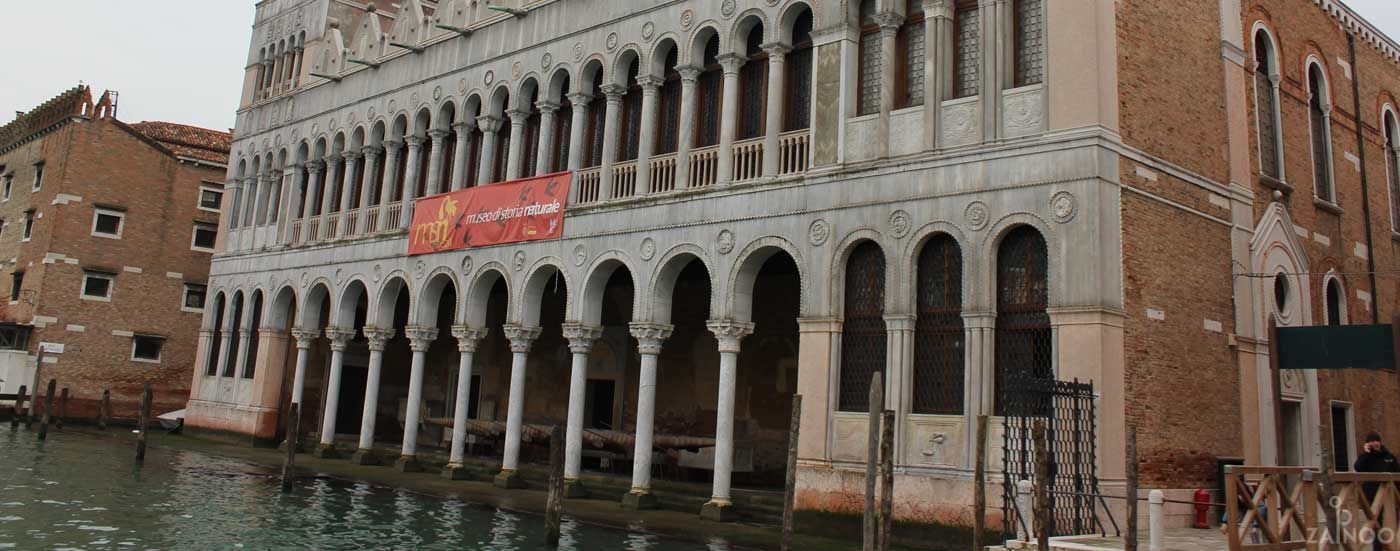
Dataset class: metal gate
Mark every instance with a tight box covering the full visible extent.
[1001,372,1105,538]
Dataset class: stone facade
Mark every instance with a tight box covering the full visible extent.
[0,86,230,419]
[190,0,1400,531]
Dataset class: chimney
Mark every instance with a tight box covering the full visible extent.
[14,111,22,121]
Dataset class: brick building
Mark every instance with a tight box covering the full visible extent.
[0,86,231,419]
[188,0,1400,535]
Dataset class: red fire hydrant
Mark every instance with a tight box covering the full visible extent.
[1193,488,1212,529]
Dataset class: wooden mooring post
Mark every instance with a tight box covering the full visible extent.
[781,395,803,551]
[1033,420,1050,551]
[1125,424,1139,551]
[281,403,300,492]
[545,424,564,546]
[973,414,988,551]
[26,349,43,427]
[98,389,110,430]
[879,409,894,551]
[863,371,884,551]
[135,382,152,462]
[37,379,56,440]
[10,385,25,430]
[56,388,68,429]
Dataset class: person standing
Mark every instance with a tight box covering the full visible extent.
[1354,432,1398,551]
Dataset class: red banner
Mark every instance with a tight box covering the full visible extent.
[407,171,570,256]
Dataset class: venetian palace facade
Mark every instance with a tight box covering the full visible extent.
[189,0,1400,530]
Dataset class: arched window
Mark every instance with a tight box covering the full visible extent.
[619,59,643,162]
[839,241,888,412]
[243,293,264,379]
[206,295,225,376]
[1308,64,1334,203]
[913,235,964,415]
[1385,111,1399,230]
[657,48,682,155]
[697,36,723,148]
[392,139,409,199]
[464,108,483,186]
[1326,278,1345,326]
[953,0,980,99]
[739,26,768,140]
[586,73,607,168]
[994,226,1051,414]
[857,0,881,116]
[553,79,573,172]
[785,9,814,132]
[1013,0,1044,88]
[441,123,458,188]
[896,0,926,109]
[522,91,541,178]
[254,49,267,98]
[1254,31,1283,181]
[224,294,244,377]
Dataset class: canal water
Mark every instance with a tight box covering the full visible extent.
[0,428,720,550]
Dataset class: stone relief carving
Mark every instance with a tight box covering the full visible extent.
[484,70,495,86]
[511,61,523,79]
[921,433,948,465]
[513,250,527,271]
[965,201,990,231]
[716,230,735,255]
[433,86,443,101]
[458,78,468,94]
[574,42,585,61]
[889,210,911,239]
[410,92,421,108]
[541,52,553,70]
[809,219,830,246]
[573,244,587,267]
[334,268,345,286]
[372,263,383,283]
[1003,88,1045,137]
[680,10,694,31]
[721,0,737,18]
[606,32,619,52]
[641,22,655,41]
[1051,191,1077,224]
[640,238,656,261]
[461,255,473,275]
[1281,370,1304,397]
[414,260,426,279]
[941,102,979,146]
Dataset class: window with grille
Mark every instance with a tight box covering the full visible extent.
[857,0,882,116]
[1309,65,1334,202]
[839,241,888,412]
[994,227,1051,415]
[1255,32,1281,180]
[620,64,643,162]
[913,235,964,415]
[587,83,607,168]
[1013,0,1044,87]
[554,99,572,172]
[697,38,723,148]
[199,186,223,211]
[954,2,981,99]
[1388,115,1400,230]
[205,297,223,376]
[785,10,814,132]
[92,208,125,238]
[898,0,926,109]
[739,31,768,140]
[658,70,682,154]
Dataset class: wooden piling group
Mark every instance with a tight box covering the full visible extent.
[281,402,300,492]
[37,379,55,440]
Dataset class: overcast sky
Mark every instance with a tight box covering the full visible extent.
[3,1,1400,132]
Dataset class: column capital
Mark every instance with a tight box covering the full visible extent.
[452,120,477,132]
[502,324,542,353]
[875,12,905,32]
[706,320,755,353]
[259,326,289,336]
[283,166,300,177]
[305,160,325,173]
[325,326,356,351]
[199,329,216,338]
[717,53,747,74]
[561,322,604,353]
[428,128,451,141]
[761,42,793,57]
[476,115,504,133]
[341,150,361,162]
[405,135,427,149]
[383,138,404,150]
[291,328,320,349]
[505,108,531,124]
[600,83,627,101]
[362,326,396,351]
[677,65,703,83]
[451,324,490,353]
[883,314,916,332]
[567,92,594,105]
[404,325,439,351]
[629,322,674,356]
[636,75,665,91]
[536,100,561,115]
[361,146,383,159]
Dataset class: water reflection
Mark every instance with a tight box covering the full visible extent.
[0,430,713,550]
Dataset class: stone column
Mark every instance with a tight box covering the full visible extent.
[633,76,663,194]
[535,101,560,176]
[676,66,700,188]
[337,152,360,236]
[598,84,626,200]
[268,170,286,225]
[979,0,1000,141]
[762,43,791,178]
[352,326,394,465]
[242,177,259,227]
[702,320,754,521]
[876,13,903,160]
[962,312,995,463]
[289,329,320,405]
[262,59,274,99]
[797,318,841,460]
[291,47,304,88]
[560,323,603,496]
[317,327,356,457]
[443,325,489,480]
[476,116,503,185]
[254,172,275,226]
[196,329,216,378]
[451,121,475,190]
[426,129,449,196]
[495,324,542,489]
[622,322,674,510]
[279,167,303,243]
[319,154,342,220]
[301,161,324,219]
[566,93,592,173]
[505,109,530,181]
[216,318,236,378]
[378,140,401,230]
[884,314,915,457]
[400,137,424,229]
[234,323,253,377]
[228,180,245,230]
[716,54,745,186]
[359,147,381,208]
[924,0,948,149]
[397,325,439,472]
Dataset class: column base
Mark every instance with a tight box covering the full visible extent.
[700,500,736,522]
[620,489,657,510]
[441,463,471,480]
[394,456,423,473]
[315,444,340,459]
[349,449,380,465]
[563,479,587,499]
[493,469,526,489]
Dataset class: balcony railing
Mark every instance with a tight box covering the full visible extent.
[323,212,341,240]
[689,146,719,188]
[383,201,403,230]
[778,130,810,175]
[612,161,638,199]
[362,206,380,234]
[649,153,678,194]
[288,219,302,244]
[732,137,764,183]
[342,208,360,237]
[577,167,603,204]
[304,217,321,244]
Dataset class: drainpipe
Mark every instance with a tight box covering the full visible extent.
[1348,34,1380,324]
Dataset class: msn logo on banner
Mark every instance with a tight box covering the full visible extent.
[408,171,571,255]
